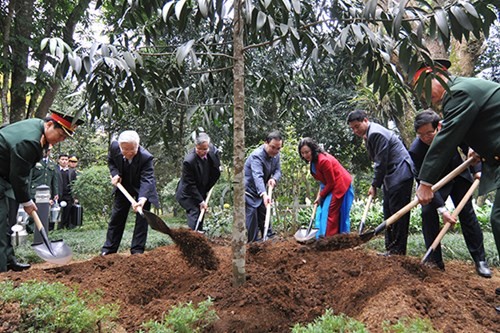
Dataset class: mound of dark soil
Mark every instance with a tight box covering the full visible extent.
[1,237,499,332]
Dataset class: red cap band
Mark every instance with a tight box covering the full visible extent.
[51,113,75,132]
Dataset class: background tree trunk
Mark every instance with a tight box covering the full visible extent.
[231,0,246,286]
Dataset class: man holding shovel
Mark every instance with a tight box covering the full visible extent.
[244,131,282,242]
[412,59,500,312]
[0,111,82,272]
[176,130,221,232]
[348,110,415,256]
[409,110,491,277]
[101,130,159,256]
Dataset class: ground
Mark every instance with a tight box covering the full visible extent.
[1,234,500,333]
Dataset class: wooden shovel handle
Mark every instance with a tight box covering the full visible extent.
[116,182,143,215]
[31,210,44,231]
[428,178,480,252]
[384,157,475,228]
[263,186,274,241]
[361,194,373,223]
[197,187,214,223]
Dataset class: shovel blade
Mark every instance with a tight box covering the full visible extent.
[32,239,72,265]
[294,228,319,243]
[143,210,171,235]
[359,230,375,242]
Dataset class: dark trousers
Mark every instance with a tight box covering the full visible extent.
[383,178,413,255]
[0,185,17,272]
[422,178,486,264]
[102,191,150,254]
[185,204,203,231]
[58,197,74,229]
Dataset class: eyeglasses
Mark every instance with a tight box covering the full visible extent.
[417,128,437,138]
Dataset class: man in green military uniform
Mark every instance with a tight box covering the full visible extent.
[0,111,83,272]
[412,60,500,311]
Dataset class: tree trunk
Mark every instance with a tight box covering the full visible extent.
[1,0,15,124]
[231,0,246,287]
[9,0,35,122]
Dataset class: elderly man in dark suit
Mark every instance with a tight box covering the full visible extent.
[244,131,282,243]
[348,110,414,255]
[409,110,490,277]
[175,131,221,232]
[101,130,159,255]
[0,111,82,272]
[412,59,500,311]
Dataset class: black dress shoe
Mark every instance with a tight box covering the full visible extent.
[475,261,492,278]
[496,306,500,314]
[495,287,500,296]
[7,260,31,272]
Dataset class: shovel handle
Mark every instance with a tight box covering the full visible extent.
[306,203,319,234]
[195,187,214,231]
[263,186,274,241]
[358,194,373,233]
[376,157,475,233]
[422,178,480,263]
[31,209,44,231]
[116,182,143,215]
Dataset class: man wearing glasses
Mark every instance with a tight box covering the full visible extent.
[409,110,491,277]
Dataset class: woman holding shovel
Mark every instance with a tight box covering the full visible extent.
[298,138,354,237]
[176,130,221,232]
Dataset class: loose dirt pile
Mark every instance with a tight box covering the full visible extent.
[1,237,500,332]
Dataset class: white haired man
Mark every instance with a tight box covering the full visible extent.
[101,130,159,255]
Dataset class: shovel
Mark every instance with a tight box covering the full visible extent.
[360,157,475,243]
[31,210,72,265]
[294,203,319,243]
[194,187,213,232]
[421,177,480,263]
[262,186,274,241]
[358,194,373,234]
[115,183,172,235]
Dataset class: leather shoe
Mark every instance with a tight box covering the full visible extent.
[7,259,31,272]
[496,306,500,314]
[475,261,492,278]
[496,287,500,296]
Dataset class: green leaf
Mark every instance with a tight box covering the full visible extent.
[461,1,478,18]
[450,5,473,31]
[351,24,364,43]
[363,0,377,19]
[280,0,291,12]
[256,11,267,31]
[175,0,187,20]
[176,39,195,66]
[434,8,449,38]
[198,0,209,18]
[49,38,57,55]
[41,38,49,51]
[162,1,175,21]
[291,0,300,14]
[123,52,136,72]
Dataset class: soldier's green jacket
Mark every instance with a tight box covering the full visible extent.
[0,119,46,202]
[419,76,500,195]
[29,158,59,199]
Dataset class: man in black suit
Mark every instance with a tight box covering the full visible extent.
[176,131,221,232]
[348,110,414,255]
[57,153,78,229]
[409,110,491,277]
[101,130,159,255]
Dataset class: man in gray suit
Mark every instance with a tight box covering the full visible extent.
[348,110,414,255]
[244,131,282,243]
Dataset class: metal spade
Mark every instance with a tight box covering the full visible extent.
[31,210,72,265]
[115,183,172,236]
[294,203,319,243]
